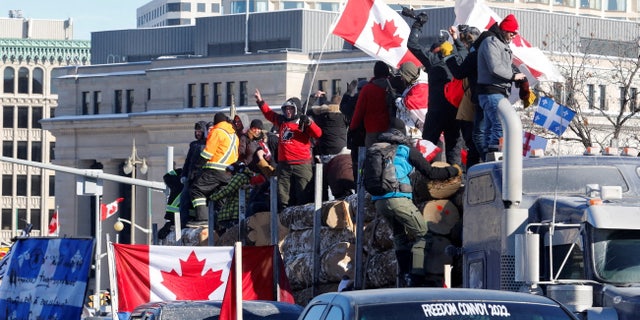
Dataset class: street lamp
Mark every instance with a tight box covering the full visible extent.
[122,139,148,244]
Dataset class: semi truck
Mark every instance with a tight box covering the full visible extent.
[460,99,640,320]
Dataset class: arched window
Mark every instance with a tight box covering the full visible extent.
[32,68,43,94]
[18,67,29,94]
[3,67,14,93]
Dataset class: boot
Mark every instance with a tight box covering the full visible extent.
[187,206,209,226]
[257,158,276,177]
[395,250,412,288]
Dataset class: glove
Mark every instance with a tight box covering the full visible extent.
[523,91,536,109]
[299,115,311,126]
[447,164,462,178]
[401,6,417,19]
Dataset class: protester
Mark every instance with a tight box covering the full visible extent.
[340,79,367,182]
[396,61,429,134]
[476,14,527,154]
[209,161,254,236]
[445,25,483,166]
[189,112,239,225]
[349,60,394,147]
[371,118,461,287]
[178,121,207,227]
[405,11,464,166]
[255,89,322,210]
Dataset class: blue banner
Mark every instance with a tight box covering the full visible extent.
[0,237,94,319]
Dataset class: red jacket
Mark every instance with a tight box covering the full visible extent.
[259,101,322,164]
[349,77,391,133]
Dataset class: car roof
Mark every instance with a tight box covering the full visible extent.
[130,300,303,320]
[310,288,562,306]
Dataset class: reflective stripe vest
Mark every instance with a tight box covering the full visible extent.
[200,121,239,170]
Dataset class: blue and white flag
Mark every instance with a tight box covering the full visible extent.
[533,97,576,136]
[0,237,94,319]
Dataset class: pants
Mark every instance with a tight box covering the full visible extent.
[277,162,313,210]
[478,93,505,151]
[375,197,428,275]
[190,169,230,220]
[459,120,480,168]
[422,104,461,166]
[472,104,486,161]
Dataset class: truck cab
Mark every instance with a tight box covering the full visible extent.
[462,152,640,320]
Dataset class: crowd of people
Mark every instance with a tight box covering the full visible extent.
[158,8,529,288]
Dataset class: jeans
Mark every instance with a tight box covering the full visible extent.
[478,93,505,151]
[472,103,486,161]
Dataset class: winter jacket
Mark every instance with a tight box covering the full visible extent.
[350,78,392,133]
[258,100,322,164]
[371,129,458,201]
[476,23,520,96]
[200,121,239,171]
[182,121,207,181]
[311,103,349,155]
[397,70,429,129]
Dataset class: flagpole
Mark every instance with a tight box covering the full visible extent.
[106,240,119,320]
[94,193,102,314]
[234,242,243,320]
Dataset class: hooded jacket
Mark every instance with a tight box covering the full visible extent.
[350,77,392,133]
[200,121,239,170]
[258,100,322,164]
[476,22,520,96]
[311,103,348,155]
[182,120,208,180]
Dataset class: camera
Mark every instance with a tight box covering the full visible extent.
[458,24,470,34]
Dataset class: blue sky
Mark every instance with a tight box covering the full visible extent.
[0,0,150,40]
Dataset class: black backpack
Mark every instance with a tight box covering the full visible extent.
[363,142,399,196]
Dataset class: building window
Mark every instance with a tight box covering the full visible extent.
[31,141,41,162]
[49,142,55,161]
[630,87,637,112]
[16,175,27,196]
[331,79,342,97]
[599,85,607,110]
[283,1,304,9]
[82,91,91,115]
[18,67,28,94]
[4,67,14,93]
[620,86,626,111]
[30,209,41,230]
[17,141,27,160]
[167,3,181,12]
[3,141,12,157]
[31,175,41,196]
[32,106,42,129]
[48,175,55,196]
[167,19,181,26]
[126,90,134,113]
[553,82,563,103]
[197,3,206,12]
[226,82,235,107]
[115,90,123,113]
[200,83,210,107]
[93,91,102,114]
[1,209,11,229]
[318,80,328,97]
[214,82,222,107]
[188,84,197,108]
[239,81,248,106]
[17,106,28,128]
[318,2,339,11]
[3,106,13,128]
[212,3,220,12]
[587,84,595,109]
[32,68,43,94]
[2,176,11,196]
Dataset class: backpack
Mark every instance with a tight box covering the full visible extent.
[444,77,465,108]
[363,142,399,196]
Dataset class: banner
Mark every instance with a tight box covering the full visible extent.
[331,0,422,68]
[0,237,94,319]
[112,244,233,313]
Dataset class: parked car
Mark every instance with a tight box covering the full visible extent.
[129,300,303,320]
[298,288,579,320]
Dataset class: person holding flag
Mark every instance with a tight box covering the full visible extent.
[476,14,528,157]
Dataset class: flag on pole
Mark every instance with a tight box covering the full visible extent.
[48,209,59,236]
[219,245,295,320]
[454,0,565,83]
[112,244,234,313]
[533,97,576,136]
[101,197,124,221]
[523,131,548,156]
[331,0,422,68]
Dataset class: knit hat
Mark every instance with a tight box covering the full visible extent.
[439,41,453,57]
[399,62,420,84]
[373,61,391,78]
[499,14,519,33]
[250,119,264,130]
[213,112,228,125]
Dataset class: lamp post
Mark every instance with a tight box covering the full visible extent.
[122,139,148,244]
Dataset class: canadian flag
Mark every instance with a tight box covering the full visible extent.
[523,131,548,157]
[331,0,422,68]
[219,245,295,320]
[100,197,124,221]
[454,0,565,83]
[112,244,234,313]
[48,210,59,236]
[415,139,442,162]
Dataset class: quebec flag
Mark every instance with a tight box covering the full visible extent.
[0,237,94,319]
[533,97,576,136]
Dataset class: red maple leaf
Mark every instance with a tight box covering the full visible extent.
[371,19,404,54]
[161,251,225,300]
